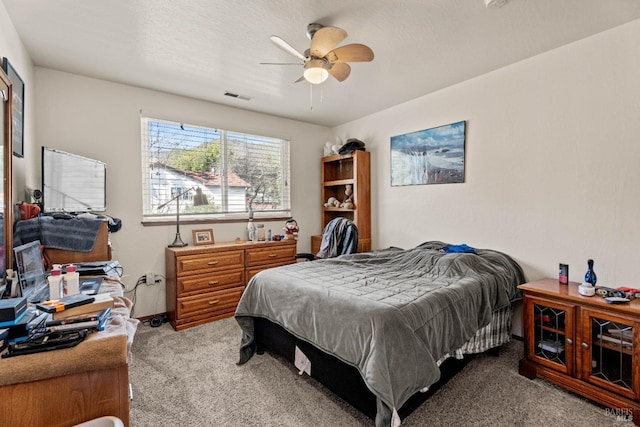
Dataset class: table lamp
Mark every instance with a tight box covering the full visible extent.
[157,187,195,247]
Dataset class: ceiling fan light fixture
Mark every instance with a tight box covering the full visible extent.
[304,59,329,84]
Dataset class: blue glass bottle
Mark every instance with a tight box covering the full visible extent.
[584,259,597,286]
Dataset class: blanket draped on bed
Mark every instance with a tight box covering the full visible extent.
[235,241,524,427]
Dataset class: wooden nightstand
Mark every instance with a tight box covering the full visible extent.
[519,278,640,425]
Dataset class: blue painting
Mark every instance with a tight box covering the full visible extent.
[390,121,466,186]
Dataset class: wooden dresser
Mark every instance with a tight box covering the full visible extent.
[519,278,640,425]
[165,239,296,331]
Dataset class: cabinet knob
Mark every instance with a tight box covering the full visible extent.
[581,342,589,349]
[566,338,573,345]
[208,261,219,265]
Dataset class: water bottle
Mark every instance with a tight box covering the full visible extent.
[247,208,256,241]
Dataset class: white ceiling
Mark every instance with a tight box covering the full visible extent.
[3,0,640,127]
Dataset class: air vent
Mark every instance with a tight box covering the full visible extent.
[224,91,251,101]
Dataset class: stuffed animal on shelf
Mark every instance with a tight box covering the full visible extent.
[341,198,354,209]
[284,218,299,240]
[340,184,354,209]
[324,197,338,207]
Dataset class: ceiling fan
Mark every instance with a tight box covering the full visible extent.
[263,23,374,85]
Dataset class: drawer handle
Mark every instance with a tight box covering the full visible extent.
[209,280,220,285]
[208,261,219,265]
[208,300,220,305]
[268,254,278,258]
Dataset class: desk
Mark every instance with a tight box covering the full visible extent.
[0,279,138,426]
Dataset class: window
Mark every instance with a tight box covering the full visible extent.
[141,117,290,221]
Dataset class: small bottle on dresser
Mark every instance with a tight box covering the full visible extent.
[64,264,80,296]
[48,268,63,299]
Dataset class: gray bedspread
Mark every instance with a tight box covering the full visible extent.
[235,241,524,426]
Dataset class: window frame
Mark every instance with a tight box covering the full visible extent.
[141,116,291,224]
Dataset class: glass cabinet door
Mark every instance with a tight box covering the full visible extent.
[525,296,575,375]
[581,308,638,400]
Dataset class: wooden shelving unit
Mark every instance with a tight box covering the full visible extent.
[311,150,371,254]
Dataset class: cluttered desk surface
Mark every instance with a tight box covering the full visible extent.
[0,261,138,384]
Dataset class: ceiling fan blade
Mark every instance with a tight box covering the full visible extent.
[270,36,307,61]
[326,44,374,63]
[329,62,351,82]
[310,26,347,58]
[294,75,306,83]
[260,62,302,65]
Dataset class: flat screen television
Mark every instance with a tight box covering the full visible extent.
[41,147,107,213]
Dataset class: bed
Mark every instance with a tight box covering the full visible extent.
[235,241,525,427]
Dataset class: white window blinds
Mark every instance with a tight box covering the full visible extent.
[141,117,290,220]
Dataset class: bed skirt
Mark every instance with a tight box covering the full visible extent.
[254,305,514,423]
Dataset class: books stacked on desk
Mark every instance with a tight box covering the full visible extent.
[39,308,112,333]
[49,292,114,320]
[35,292,114,332]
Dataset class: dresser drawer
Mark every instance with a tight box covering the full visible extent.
[245,245,296,267]
[176,250,244,275]
[176,286,245,320]
[178,269,244,296]
[246,259,295,283]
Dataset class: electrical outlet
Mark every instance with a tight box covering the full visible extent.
[146,272,155,284]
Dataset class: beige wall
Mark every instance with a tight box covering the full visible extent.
[334,19,640,284]
[332,19,640,335]
[32,69,329,317]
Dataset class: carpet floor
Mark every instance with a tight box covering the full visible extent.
[129,318,624,426]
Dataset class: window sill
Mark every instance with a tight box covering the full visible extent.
[141,213,292,227]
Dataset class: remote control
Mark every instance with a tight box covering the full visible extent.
[605,297,631,304]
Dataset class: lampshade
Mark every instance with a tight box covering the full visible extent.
[304,59,329,84]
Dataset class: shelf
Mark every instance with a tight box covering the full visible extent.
[594,341,633,356]
[323,207,355,212]
[324,179,355,187]
[539,324,565,335]
[594,333,633,355]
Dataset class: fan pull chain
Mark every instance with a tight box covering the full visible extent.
[308,82,325,110]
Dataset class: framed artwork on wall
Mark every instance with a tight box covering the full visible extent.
[390,121,466,186]
[193,229,215,246]
[2,58,24,158]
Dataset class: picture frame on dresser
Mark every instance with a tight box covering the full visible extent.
[192,229,214,245]
[2,58,24,158]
